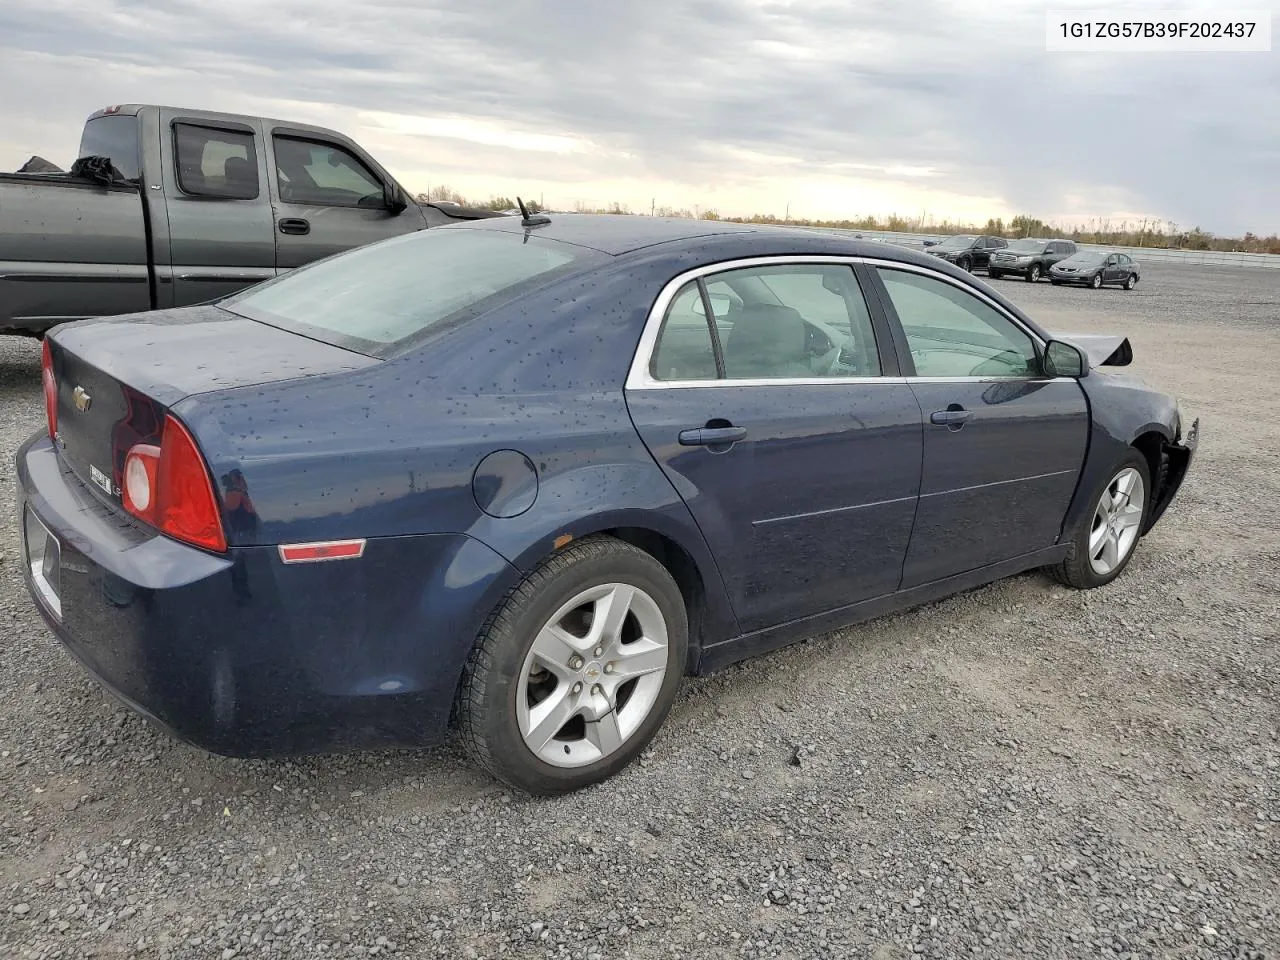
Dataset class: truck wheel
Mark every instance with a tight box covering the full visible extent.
[456,536,687,795]
[1027,264,1041,282]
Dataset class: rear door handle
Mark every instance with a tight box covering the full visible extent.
[930,409,973,426]
[278,218,311,236]
[678,426,747,446]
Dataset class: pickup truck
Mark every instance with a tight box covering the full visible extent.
[0,104,501,336]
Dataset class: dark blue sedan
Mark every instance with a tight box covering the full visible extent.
[18,215,1198,794]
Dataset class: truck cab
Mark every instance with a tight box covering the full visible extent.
[0,105,497,336]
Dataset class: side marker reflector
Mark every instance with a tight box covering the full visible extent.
[278,539,367,564]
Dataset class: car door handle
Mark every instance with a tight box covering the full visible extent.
[278,218,311,236]
[678,426,747,446]
[930,409,973,426]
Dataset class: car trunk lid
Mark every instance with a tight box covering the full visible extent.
[48,304,377,507]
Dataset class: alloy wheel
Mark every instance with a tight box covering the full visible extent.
[517,583,669,768]
[1088,467,1145,576]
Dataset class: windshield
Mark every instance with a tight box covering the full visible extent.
[222,227,598,356]
[934,235,975,251]
[1006,239,1048,253]
[1062,251,1106,265]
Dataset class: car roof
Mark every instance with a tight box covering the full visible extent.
[455,214,761,255]
[449,214,963,274]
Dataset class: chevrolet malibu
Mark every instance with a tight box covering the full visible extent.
[18,215,1197,794]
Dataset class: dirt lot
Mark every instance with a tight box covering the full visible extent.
[1,263,1277,959]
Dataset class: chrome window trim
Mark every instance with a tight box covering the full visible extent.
[625,254,1054,391]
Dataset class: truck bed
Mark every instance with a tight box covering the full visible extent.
[0,174,151,335]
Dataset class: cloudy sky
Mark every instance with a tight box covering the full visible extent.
[2,0,1276,234]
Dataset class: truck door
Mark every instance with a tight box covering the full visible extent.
[155,110,279,306]
[264,130,427,270]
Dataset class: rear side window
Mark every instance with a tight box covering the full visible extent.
[273,137,385,208]
[174,124,260,200]
[223,228,596,356]
[649,264,882,382]
[78,115,141,180]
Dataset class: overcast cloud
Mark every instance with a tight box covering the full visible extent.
[1,0,1276,233]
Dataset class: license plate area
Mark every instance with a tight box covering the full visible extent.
[23,505,62,620]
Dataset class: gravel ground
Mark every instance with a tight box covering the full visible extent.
[1,262,1277,959]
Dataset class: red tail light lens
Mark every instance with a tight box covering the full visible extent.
[121,416,227,553]
[41,339,57,439]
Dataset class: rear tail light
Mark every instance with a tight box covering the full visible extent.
[122,416,227,553]
[41,339,57,439]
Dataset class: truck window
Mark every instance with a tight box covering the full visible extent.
[174,123,260,200]
[78,115,142,180]
[273,137,385,208]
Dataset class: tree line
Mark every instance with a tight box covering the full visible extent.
[416,186,1279,255]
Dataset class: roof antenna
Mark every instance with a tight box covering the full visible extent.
[517,196,551,227]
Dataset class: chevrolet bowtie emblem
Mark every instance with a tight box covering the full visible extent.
[73,385,92,413]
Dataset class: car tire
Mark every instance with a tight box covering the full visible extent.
[1090,273,1104,289]
[957,257,972,273]
[1124,273,1137,290]
[1027,264,1041,282]
[456,535,688,795]
[1047,453,1151,590]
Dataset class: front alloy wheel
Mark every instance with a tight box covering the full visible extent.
[1090,272,1104,289]
[1087,467,1146,576]
[1047,456,1150,589]
[1027,264,1041,282]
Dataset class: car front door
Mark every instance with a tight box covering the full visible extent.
[267,132,427,270]
[866,264,1089,588]
[626,260,923,632]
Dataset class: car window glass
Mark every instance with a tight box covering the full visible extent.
[174,124,259,200]
[875,268,1038,379]
[719,264,881,379]
[223,229,594,356]
[273,137,384,208]
[650,283,718,381]
[79,115,142,180]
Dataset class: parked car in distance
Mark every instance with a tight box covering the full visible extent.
[925,234,1008,273]
[0,104,501,337]
[19,216,1197,794]
[988,238,1078,282]
[1049,250,1142,289]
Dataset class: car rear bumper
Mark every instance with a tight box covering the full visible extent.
[16,433,516,758]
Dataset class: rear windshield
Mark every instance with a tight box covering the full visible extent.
[78,115,142,180]
[222,227,600,357]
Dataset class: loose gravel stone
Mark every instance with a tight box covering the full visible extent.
[1,265,1277,960]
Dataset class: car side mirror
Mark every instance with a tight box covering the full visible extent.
[1043,339,1089,379]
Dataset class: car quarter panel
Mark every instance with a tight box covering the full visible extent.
[17,432,517,755]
